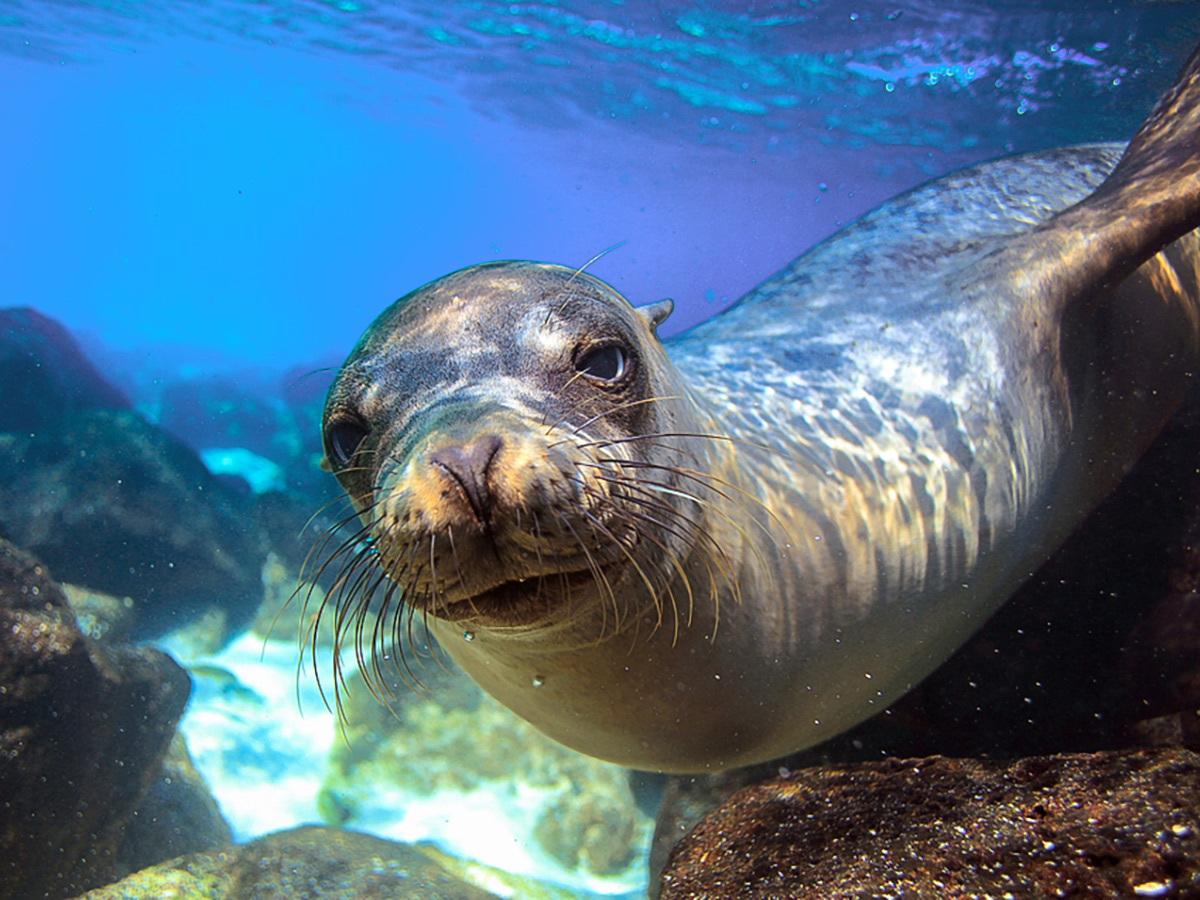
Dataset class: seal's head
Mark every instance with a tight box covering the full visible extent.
[320,261,708,638]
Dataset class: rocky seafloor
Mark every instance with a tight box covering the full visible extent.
[2,305,1199,899]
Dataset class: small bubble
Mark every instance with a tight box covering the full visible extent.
[463,631,475,642]
[532,674,545,687]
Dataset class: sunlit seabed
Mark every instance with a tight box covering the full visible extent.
[163,632,648,898]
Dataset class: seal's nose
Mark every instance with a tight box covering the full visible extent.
[430,434,503,525]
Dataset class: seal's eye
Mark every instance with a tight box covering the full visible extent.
[325,416,370,469]
[576,343,629,382]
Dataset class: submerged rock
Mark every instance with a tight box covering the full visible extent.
[115,734,234,877]
[158,376,292,464]
[0,408,266,638]
[155,368,333,496]
[658,750,1200,899]
[0,307,130,433]
[0,539,192,900]
[75,826,501,900]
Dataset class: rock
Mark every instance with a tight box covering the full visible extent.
[62,583,138,645]
[155,367,334,496]
[249,488,352,593]
[649,762,782,895]
[534,782,641,875]
[0,307,129,434]
[659,750,1200,899]
[0,539,192,900]
[0,409,266,638]
[114,734,233,875]
[157,375,295,464]
[1112,557,1200,725]
[1127,709,1200,751]
[75,826,501,900]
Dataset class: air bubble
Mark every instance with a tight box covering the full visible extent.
[532,674,546,687]
[463,631,475,642]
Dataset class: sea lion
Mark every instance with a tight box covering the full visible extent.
[316,42,1200,773]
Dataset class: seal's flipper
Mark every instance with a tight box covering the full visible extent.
[1033,39,1200,312]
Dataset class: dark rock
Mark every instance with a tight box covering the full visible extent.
[659,750,1200,899]
[62,584,138,645]
[649,762,782,895]
[0,539,192,900]
[155,368,334,497]
[250,486,352,580]
[115,735,233,876]
[1112,564,1200,724]
[158,375,293,464]
[0,409,266,637]
[78,826,501,899]
[0,307,129,434]
[1127,709,1200,751]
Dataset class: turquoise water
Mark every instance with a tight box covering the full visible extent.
[3,2,1200,897]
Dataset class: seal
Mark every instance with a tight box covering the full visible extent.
[316,42,1200,772]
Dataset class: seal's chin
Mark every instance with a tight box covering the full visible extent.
[427,565,614,626]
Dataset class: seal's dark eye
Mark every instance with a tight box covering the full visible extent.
[576,343,629,382]
[325,416,370,469]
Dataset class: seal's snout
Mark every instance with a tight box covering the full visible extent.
[430,433,503,525]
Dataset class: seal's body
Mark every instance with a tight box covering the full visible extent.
[321,44,1200,772]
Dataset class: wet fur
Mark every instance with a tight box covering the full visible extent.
[306,43,1200,771]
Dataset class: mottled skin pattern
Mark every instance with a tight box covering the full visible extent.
[322,44,1200,772]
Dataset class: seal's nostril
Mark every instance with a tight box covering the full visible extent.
[430,434,503,524]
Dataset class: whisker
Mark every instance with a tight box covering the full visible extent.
[556,512,622,639]
[545,241,628,324]
[568,395,684,437]
[584,469,743,612]
[593,455,789,553]
[580,484,708,643]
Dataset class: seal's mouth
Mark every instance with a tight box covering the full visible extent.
[430,565,612,624]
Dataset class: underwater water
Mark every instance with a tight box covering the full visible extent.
[4,2,1200,898]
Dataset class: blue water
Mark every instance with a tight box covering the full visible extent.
[3,0,1197,401]
[4,2,1200,896]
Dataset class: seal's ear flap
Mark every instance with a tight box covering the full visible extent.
[636,298,674,332]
